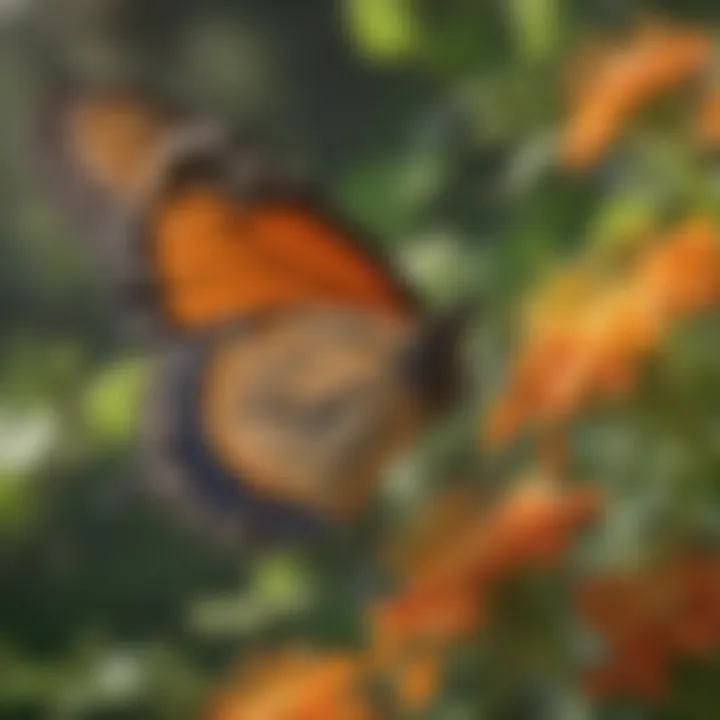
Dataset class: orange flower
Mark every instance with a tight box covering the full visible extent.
[696,85,720,146]
[636,217,720,315]
[369,588,483,667]
[484,271,644,445]
[422,475,600,594]
[669,556,720,652]
[370,473,601,662]
[562,22,711,167]
[208,649,373,720]
[364,472,601,712]
[579,554,720,701]
[485,218,720,446]
[485,474,602,569]
[364,587,478,713]
[394,648,443,712]
[381,487,482,577]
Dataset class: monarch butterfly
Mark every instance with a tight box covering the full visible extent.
[37,83,471,544]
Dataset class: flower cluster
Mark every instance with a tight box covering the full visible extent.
[579,554,720,701]
[562,21,711,167]
[205,472,601,717]
[485,217,720,446]
[366,472,601,710]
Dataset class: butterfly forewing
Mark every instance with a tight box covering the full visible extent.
[148,189,416,332]
[38,87,417,337]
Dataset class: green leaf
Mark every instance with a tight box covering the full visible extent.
[345,0,419,60]
[83,359,147,444]
[338,158,410,237]
[588,191,658,256]
[252,553,311,609]
[508,0,561,62]
[0,471,38,530]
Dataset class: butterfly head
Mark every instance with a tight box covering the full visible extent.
[401,302,475,414]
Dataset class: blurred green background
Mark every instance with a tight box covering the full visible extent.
[0,1,719,718]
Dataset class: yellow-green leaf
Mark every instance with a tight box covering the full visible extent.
[508,0,561,62]
[345,0,419,60]
[83,359,148,443]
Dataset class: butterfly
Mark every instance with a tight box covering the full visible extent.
[37,83,471,545]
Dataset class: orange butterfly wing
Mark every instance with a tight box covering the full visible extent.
[41,87,176,200]
[39,88,417,331]
[68,91,172,199]
[147,186,417,331]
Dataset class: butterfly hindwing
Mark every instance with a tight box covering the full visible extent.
[142,308,426,544]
